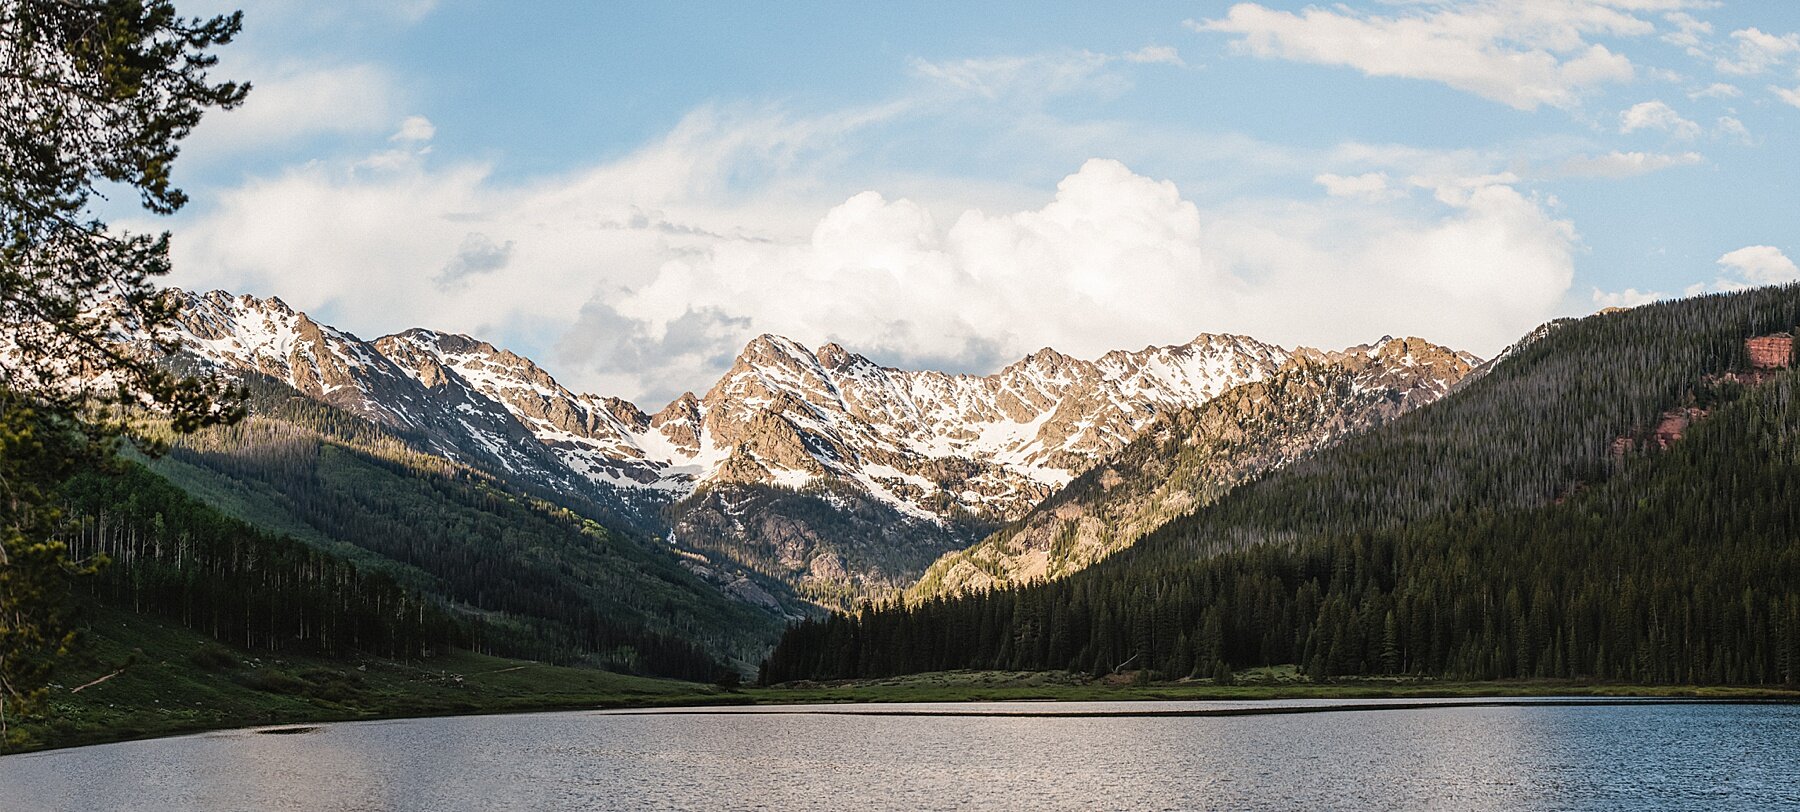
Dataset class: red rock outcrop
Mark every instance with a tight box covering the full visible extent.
[1748,334,1794,370]
[1651,407,1706,449]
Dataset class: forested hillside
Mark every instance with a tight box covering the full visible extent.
[62,464,461,660]
[763,286,1800,685]
[131,376,787,672]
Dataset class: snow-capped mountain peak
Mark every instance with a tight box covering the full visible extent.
[143,288,1477,607]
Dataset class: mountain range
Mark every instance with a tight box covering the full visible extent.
[147,289,1477,618]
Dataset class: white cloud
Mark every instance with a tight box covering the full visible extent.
[1313,172,1402,201]
[1772,84,1800,109]
[912,52,1116,99]
[911,46,1185,101]
[1687,82,1740,99]
[1557,150,1702,178]
[1661,11,1712,50]
[1189,1,1663,110]
[391,116,436,143]
[184,62,405,155]
[164,129,1578,404]
[1716,245,1800,288]
[225,0,440,27]
[1618,100,1701,139]
[1122,45,1186,67]
[1592,287,1665,308]
[1715,27,1800,75]
[573,160,1574,401]
[1714,116,1753,144]
[1668,246,1800,299]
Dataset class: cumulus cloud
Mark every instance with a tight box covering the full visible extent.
[1661,11,1711,51]
[1618,100,1701,139]
[1592,287,1665,308]
[1716,245,1800,288]
[568,159,1574,402]
[392,116,437,143]
[1189,1,1662,110]
[1667,246,1800,299]
[1556,150,1702,179]
[1773,84,1800,109]
[1714,27,1800,75]
[556,301,752,399]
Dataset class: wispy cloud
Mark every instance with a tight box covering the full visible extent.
[183,62,408,155]
[1187,1,1683,110]
[911,45,1187,100]
[1557,150,1702,179]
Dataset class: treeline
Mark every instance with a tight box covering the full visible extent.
[59,460,733,680]
[61,463,459,658]
[764,286,1800,685]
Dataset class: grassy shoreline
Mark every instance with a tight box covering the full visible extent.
[13,612,1800,756]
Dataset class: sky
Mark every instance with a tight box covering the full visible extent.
[137,0,1800,406]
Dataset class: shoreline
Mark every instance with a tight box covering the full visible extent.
[15,680,1800,757]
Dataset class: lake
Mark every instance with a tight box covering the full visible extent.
[3,698,1796,810]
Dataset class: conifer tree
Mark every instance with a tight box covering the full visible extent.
[0,0,246,745]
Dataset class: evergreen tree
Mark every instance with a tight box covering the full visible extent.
[1,0,246,742]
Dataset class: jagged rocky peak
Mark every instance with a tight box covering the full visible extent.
[732,333,824,373]
[1373,335,1469,365]
[1005,346,1083,380]
[168,288,408,420]
[370,332,457,389]
[651,392,704,452]
[174,290,289,341]
[814,341,865,371]
[378,328,566,398]
[653,392,702,426]
[594,396,651,431]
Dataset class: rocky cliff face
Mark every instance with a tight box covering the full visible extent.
[151,289,1476,612]
[1748,334,1794,370]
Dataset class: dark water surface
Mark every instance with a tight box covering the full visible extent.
[3,699,1797,810]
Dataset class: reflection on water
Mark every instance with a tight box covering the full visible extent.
[3,700,1797,811]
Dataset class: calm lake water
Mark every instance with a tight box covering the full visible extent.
[3,699,1797,811]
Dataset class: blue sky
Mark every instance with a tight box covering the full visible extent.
[151,1,1800,404]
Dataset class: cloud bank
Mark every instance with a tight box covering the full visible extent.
[164,107,1578,405]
